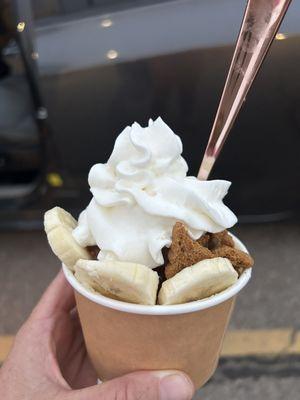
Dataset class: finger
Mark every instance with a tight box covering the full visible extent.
[66,370,194,400]
[31,270,75,320]
[70,307,79,321]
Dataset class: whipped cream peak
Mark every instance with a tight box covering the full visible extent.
[73,117,237,268]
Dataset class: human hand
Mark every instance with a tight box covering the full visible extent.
[0,270,194,400]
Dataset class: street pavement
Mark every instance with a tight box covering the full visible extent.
[198,375,300,399]
[0,218,300,398]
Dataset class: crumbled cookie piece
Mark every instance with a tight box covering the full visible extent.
[213,245,254,269]
[165,222,213,279]
[197,230,234,250]
[209,230,234,249]
[164,263,178,280]
[197,233,210,248]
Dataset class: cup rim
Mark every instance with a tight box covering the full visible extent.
[63,234,252,315]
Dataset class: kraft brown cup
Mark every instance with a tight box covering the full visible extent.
[63,235,251,389]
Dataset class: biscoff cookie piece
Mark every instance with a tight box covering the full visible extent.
[213,245,254,269]
[197,233,210,248]
[164,263,179,280]
[197,230,234,250]
[165,222,213,279]
[209,230,234,249]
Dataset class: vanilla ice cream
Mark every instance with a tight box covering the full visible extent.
[73,117,237,268]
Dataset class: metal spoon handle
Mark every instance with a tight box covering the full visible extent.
[198,0,292,180]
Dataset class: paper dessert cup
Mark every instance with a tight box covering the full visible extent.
[63,235,251,389]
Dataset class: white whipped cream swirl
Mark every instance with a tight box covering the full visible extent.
[73,117,237,268]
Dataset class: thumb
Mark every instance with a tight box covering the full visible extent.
[67,370,194,400]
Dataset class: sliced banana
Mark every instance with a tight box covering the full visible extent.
[44,207,91,271]
[158,257,238,305]
[75,259,159,305]
[74,262,119,300]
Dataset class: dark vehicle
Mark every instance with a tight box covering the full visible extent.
[1,0,300,228]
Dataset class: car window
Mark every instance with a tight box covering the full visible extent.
[32,0,173,20]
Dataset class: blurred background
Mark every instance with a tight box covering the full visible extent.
[0,0,300,399]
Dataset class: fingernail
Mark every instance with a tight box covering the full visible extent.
[156,371,194,400]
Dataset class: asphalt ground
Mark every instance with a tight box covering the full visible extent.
[0,219,300,398]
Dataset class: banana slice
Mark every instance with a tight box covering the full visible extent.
[44,207,91,271]
[158,257,238,305]
[75,259,159,305]
[74,262,119,300]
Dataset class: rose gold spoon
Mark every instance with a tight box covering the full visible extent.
[198,0,292,180]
